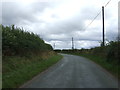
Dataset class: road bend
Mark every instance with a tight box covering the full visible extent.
[20,53,118,88]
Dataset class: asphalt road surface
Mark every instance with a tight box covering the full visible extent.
[20,54,118,88]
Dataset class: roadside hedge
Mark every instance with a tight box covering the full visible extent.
[1,24,53,56]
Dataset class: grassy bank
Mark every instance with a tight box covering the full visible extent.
[64,52,119,79]
[2,52,63,88]
[2,25,61,88]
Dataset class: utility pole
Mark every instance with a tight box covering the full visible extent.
[54,43,55,50]
[72,37,74,50]
[102,6,105,46]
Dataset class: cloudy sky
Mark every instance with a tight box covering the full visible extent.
[1,0,119,49]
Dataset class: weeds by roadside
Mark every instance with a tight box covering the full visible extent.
[2,53,62,88]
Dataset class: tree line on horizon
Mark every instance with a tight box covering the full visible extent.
[55,37,120,63]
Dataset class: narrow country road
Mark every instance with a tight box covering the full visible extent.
[20,54,118,88]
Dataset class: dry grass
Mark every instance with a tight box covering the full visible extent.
[2,51,62,88]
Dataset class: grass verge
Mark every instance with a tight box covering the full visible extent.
[2,53,63,88]
[64,52,119,80]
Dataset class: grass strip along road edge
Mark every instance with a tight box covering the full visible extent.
[3,53,63,88]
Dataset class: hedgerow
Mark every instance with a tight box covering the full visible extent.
[1,24,53,56]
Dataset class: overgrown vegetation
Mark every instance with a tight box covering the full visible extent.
[2,24,53,56]
[3,52,62,88]
[55,39,120,79]
[2,25,63,88]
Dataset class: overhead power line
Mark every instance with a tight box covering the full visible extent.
[83,0,112,31]
[105,0,112,7]
[83,11,101,30]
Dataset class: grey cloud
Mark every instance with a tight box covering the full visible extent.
[1,0,118,49]
[30,2,50,12]
[80,7,101,20]
[2,2,51,25]
[44,17,84,35]
[2,2,34,25]
[42,29,102,43]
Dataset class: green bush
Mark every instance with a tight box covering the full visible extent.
[2,24,53,57]
[106,41,119,63]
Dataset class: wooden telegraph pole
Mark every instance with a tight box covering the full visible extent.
[54,43,55,50]
[102,6,105,46]
[72,37,74,50]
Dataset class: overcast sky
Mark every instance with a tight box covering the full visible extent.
[1,0,119,49]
